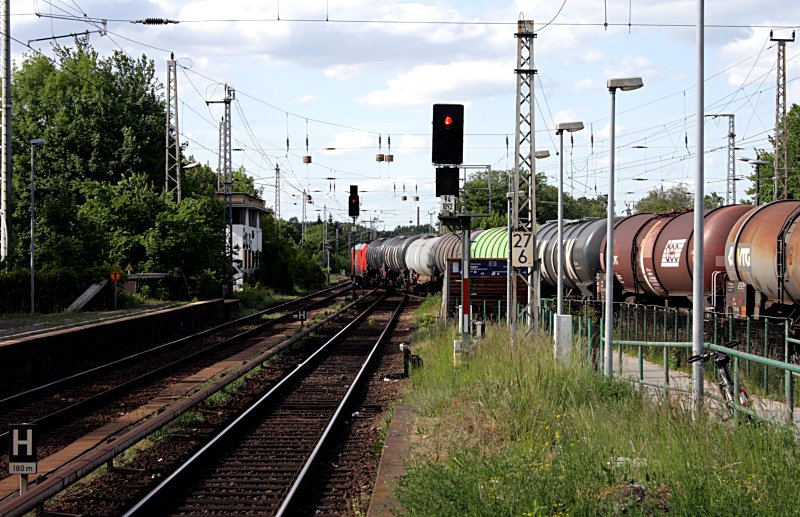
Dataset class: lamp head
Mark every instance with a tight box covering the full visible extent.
[30,138,45,146]
[556,121,584,134]
[607,77,643,92]
[533,150,551,159]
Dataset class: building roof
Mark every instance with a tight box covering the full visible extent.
[215,191,270,212]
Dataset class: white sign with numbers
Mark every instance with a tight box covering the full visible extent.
[511,231,535,267]
[440,195,455,216]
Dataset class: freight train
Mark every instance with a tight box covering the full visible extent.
[351,200,800,322]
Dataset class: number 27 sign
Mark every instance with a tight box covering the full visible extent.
[511,232,535,267]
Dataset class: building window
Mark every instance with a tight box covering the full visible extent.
[233,207,246,225]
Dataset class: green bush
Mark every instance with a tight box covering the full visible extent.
[0,265,116,313]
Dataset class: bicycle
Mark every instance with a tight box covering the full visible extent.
[688,340,753,421]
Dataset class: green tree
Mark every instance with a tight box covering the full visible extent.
[743,103,800,203]
[704,192,724,209]
[78,173,165,268]
[464,168,607,226]
[634,184,693,213]
[144,196,226,279]
[232,166,262,197]
[9,41,165,269]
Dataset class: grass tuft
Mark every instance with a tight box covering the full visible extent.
[397,321,800,516]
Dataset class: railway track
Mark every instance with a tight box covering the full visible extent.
[0,288,406,516]
[0,283,354,477]
[123,293,405,516]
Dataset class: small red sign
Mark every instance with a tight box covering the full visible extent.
[109,269,123,282]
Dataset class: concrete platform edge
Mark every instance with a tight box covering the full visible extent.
[367,404,414,517]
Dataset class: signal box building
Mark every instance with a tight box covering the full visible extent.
[216,192,269,274]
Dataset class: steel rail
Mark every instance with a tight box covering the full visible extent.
[0,283,352,451]
[0,289,380,517]
[276,294,406,515]
[123,292,393,516]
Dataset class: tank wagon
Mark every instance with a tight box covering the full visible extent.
[351,201,800,321]
[724,200,800,319]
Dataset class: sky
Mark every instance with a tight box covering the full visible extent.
[7,0,800,231]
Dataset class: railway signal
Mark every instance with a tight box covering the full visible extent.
[431,104,464,165]
[348,185,359,218]
[435,166,459,197]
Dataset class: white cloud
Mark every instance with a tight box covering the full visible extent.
[603,56,660,83]
[720,28,775,88]
[573,78,598,93]
[324,64,366,81]
[359,59,513,107]
[325,131,374,156]
[552,109,582,127]
[291,94,316,104]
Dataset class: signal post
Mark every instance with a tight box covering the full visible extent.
[432,104,473,359]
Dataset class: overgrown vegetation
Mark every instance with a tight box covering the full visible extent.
[396,310,800,515]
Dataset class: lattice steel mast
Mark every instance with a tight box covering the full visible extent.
[208,85,235,264]
[771,30,794,200]
[165,53,181,201]
[706,114,735,204]
[510,19,538,335]
[1,0,11,261]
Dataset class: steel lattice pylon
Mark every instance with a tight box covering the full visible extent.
[510,19,538,334]
[775,37,790,199]
[725,115,736,204]
[208,85,235,265]
[706,114,735,204]
[274,164,280,225]
[165,54,181,201]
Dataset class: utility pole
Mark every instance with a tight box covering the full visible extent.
[207,85,235,267]
[706,114,735,204]
[274,164,280,230]
[323,205,330,284]
[510,18,538,337]
[301,189,307,244]
[1,0,11,262]
[217,119,224,191]
[165,53,181,202]
[771,30,794,200]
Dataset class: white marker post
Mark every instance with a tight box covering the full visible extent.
[8,424,37,495]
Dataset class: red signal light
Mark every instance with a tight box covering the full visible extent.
[443,115,453,126]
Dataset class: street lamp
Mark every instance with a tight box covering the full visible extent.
[29,138,45,313]
[554,122,583,356]
[605,77,643,377]
[738,157,769,206]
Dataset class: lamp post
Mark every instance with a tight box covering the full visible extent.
[29,138,45,313]
[554,122,583,361]
[738,157,769,206]
[604,77,643,377]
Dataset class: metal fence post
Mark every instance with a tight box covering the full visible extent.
[786,320,794,425]
[746,316,752,377]
[733,355,741,426]
[764,319,769,395]
[588,317,594,368]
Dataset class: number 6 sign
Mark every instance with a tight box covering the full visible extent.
[511,231,535,267]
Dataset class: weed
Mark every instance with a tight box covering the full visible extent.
[397,321,800,515]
